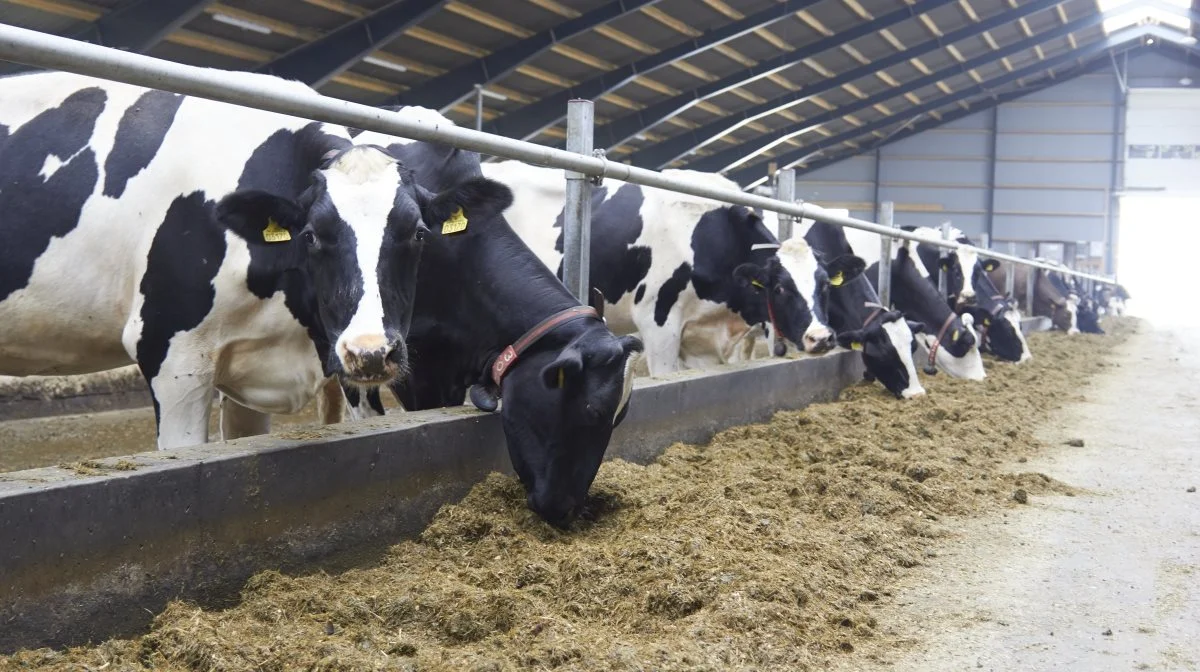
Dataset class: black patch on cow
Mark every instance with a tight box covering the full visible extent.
[136,191,227,423]
[655,262,692,326]
[552,184,652,303]
[103,89,184,198]
[634,284,646,304]
[234,124,347,372]
[0,87,106,303]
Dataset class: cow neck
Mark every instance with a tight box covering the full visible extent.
[976,295,1007,350]
[420,229,584,385]
[925,312,958,372]
[490,306,602,386]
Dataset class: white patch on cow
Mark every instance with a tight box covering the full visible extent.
[776,238,833,352]
[38,154,64,181]
[881,318,925,398]
[1065,294,1080,335]
[1003,307,1033,362]
[613,350,638,424]
[322,146,403,365]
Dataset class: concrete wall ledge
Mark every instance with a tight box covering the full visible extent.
[1021,316,1053,334]
[0,350,863,653]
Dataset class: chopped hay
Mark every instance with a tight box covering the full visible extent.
[2,319,1140,672]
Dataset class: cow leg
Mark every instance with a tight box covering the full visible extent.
[639,315,685,377]
[315,376,348,424]
[144,365,215,450]
[219,394,271,440]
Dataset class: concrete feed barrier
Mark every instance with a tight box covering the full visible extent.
[1020,316,1053,334]
[0,366,149,421]
[0,350,863,653]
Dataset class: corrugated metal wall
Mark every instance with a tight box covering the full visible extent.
[792,50,1200,271]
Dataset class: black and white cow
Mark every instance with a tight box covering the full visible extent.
[797,220,927,399]
[474,161,834,376]
[1097,283,1130,316]
[905,226,1032,363]
[988,262,1079,334]
[345,110,642,527]
[841,228,986,380]
[0,71,492,448]
[1042,261,1104,335]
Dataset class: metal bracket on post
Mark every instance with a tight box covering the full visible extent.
[979,232,990,251]
[878,201,895,308]
[774,168,796,241]
[562,99,594,303]
[938,221,951,301]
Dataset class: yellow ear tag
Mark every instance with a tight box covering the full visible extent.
[952,329,960,341]
[830,271,844,287]
[441,206,468,235]
[751,279,765,289]
[851,342,863,351]
[557,367,565,389]
[262,218,291,243]
[984,318,991,326]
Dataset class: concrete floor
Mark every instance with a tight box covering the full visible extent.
[849,325,1200,671]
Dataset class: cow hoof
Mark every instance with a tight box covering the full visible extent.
[773,341,788,357]
[923,365,939,375]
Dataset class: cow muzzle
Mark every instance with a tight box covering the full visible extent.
[803,324,835,353]
[337,334,404,384]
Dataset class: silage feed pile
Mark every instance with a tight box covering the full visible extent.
[3,319,1140,672]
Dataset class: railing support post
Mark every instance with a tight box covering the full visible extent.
[563,99,594,302]
[938,221,952,300]
[774,168,796,241]
[1005,241,1017,300]
[878,201,895,308]
[1026,251,1038,316]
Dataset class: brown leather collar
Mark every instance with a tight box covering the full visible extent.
[927,312,958,371]
[863,307,884,329]
[490,306,601,386]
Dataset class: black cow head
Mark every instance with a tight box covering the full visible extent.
[837,310,927,399]
[733,256,816,356]
[492,329,643,527]
[1077,297,1105,334]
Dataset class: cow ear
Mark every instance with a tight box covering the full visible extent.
[733,262,769,290]
[826,254,867,285]
[216,190,307,248]
[589,287,606,320]
[422,177,514,234]
[906,320,926,334]
[541,347,584,390]
[836,330,865,351]
[982,258,1000,272]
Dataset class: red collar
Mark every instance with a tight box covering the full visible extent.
[490,306,602,387]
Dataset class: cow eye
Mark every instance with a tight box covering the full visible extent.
[301,230,316,247]
[414,224,429,242]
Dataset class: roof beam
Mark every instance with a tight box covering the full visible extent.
[627,0,1068,169]
[589,0,958,152]
[690,10,1106,174]
[78,0,214,51]
[257,0,448,87]
[483,0,827,141]
[790,57,1114,179]
[1,0,215,74]
[727,29,1150,187]
[392,0,662,111]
